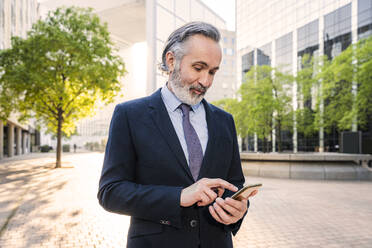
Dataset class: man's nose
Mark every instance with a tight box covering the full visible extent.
[199,72,212,88]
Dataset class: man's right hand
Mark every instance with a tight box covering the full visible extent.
[180,178,238,207]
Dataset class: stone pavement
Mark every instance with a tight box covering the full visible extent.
[1,153,372,248]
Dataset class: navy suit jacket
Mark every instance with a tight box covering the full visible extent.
[98,89,247,248]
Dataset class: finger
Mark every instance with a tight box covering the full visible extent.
[215,198,240,217]
[209,205,227,224]
[213,202,235,224]
[204,188,218,202]
[225,197,248,212]
[217,187,225,197]
[198,192,212,206]
[206,179,238,192]
[248,190,258,197]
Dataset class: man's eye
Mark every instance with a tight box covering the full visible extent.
[209,71,216,75]
[194,67,202,71]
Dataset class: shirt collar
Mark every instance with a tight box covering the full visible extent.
[161,83,202,112]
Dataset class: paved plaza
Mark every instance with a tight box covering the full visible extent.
[1,152,372,248]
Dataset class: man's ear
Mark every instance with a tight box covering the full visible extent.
[165,51,175,73]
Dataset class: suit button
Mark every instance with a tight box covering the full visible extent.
[190,219,198,228]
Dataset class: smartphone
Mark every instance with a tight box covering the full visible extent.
[231,183,262,200]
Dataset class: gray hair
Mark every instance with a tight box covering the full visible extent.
[160,21,221,72]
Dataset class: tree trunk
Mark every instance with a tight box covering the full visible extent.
[56,111,62,168]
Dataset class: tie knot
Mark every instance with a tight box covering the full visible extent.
[179,103,191,115]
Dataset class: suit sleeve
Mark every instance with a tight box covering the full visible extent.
[97,104,183,228]
[223,114,249,235]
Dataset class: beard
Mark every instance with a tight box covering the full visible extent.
[168,67,208,106]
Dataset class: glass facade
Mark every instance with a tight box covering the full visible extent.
[257,42,271,66]
[241,50,254,78]
[297,19,319,64]
[358,0,372,39]
[275,32,292,73]
[297,20,319,151]
[237,0,372,153]
[324,4,352,60]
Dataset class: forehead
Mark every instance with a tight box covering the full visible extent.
[182,34,222,66]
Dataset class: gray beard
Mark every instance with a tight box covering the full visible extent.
[168,69,207,106]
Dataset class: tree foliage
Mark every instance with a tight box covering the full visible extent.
[215,65,293,152]
[319,36,372,131]
[295,54,330,136]
[0,7,126,167]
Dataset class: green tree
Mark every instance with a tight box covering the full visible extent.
[237,65,293,152]
[354,36,372,128]
[0,7,126,167]
[296,54,317,138]
[319,36,372,132]
[212,98,245,134]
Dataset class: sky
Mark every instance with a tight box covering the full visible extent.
[201,0,236,30]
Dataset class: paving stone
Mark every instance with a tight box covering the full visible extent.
[1,153,372,247]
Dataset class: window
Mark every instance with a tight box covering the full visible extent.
[257,42,271,66]
[242,51,254,76]
[324,4,352,60]
[358,0,372,39]
[275,32,293,73]
[297,19,319,69]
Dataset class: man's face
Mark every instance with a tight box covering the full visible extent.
[168,34,222,105]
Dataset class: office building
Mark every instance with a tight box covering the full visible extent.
[236,0,372,153]
[0,0,40,159]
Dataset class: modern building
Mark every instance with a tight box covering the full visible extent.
[236,0,372,153]
[40,0,233,147]
[0,0,40,159]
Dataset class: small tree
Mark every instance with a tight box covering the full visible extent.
[239,65,293,152]
[0,7,126,167]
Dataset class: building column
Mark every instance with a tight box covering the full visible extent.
[318,15,325,153]
[16,127,22,155]
[22,132,27,154]
[271,41,276,152]
[351,0,358,132]
[8,123,14,157]
[146,0,157,95]
[28,133,32,153]
[0,120,3,159]
[253,48,258,153]
[292,29,298,153]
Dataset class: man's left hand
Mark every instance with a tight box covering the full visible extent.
[208,190,258,225]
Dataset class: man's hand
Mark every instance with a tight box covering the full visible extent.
[180,178,238,207]
[209,190,258,225]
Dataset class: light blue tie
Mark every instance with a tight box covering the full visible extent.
[180,104,203,181]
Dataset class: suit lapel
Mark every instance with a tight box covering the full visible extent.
[197,99,220,180]
[148,89,194,181]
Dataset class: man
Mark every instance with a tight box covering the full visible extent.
[98,22,257,248]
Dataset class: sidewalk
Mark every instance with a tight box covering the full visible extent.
[1,153,372,247]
